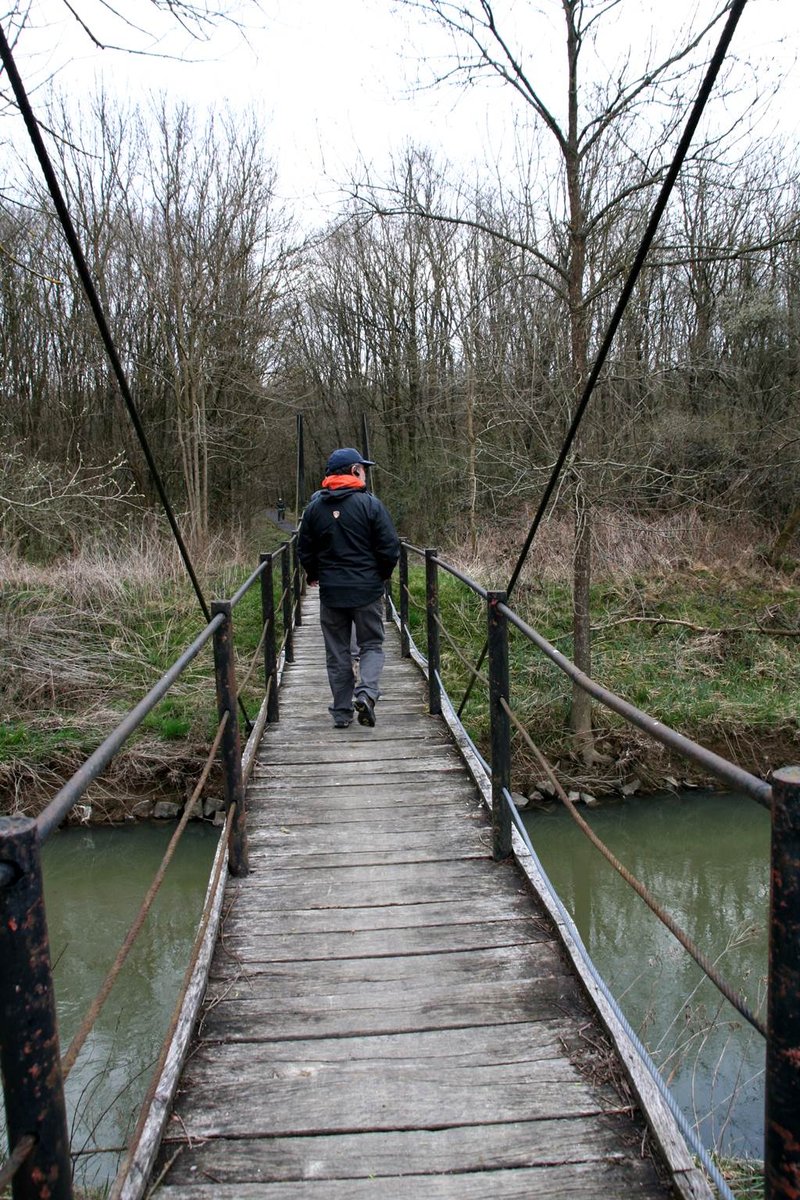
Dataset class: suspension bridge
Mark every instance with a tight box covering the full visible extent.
[1,4,798,1195]
[2,534,798,1200]
[125,587,700,1200]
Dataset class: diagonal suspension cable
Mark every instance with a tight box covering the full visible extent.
[0,24,211,623]
[0,26,254,728]
[457,0,749,717]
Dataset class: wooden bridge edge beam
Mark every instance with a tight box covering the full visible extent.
[110,812,231,1200]
[389,606,715,1200]
[111,616,296,1199]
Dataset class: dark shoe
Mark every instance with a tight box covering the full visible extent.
[333,718,352,729]
[354,696,376,727]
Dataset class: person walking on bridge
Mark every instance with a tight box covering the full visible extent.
[297,448,400,729]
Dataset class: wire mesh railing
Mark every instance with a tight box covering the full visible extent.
[390,539,800,1200]
[0,535,303,1200]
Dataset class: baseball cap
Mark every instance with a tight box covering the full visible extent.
[325,447,377,474]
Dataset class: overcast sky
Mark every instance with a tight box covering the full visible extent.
[4,0,799,222]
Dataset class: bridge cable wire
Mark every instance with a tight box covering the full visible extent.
[457,0,750,717]
[505,795,737,1200]
[0,26,254,729]
[432,611,491,688]
[110,801,237,1200]
[499,696,766,1037]
[0,27,210,623]
[61,711,229,1081]
[236,617,270,695]
[390,589,743,1199]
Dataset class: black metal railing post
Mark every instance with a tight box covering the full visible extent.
[399,541,410,658]
[425,548,441,715]
[487,591,512,860]
[765,764,800,1200]
[260,553,279,723]
[291,537,303,628]
[211,601,249,877]
[281,543,294,664]
[0,817,73,1200]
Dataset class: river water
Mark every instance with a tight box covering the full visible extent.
[16,792,768,1190]
[522,789,770,1160]
[39,822,218,1192]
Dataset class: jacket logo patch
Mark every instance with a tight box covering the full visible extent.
[332,510,340,518]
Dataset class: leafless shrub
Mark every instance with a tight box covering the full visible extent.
[446,507,774,587]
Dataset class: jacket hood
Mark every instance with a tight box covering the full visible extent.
[320,472,367,495]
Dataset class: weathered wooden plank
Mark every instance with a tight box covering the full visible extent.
[257,745,459,768]
[216,895,541,935]
[247,804,480,828]
[225,855,525,893]
[197,977,582,1041]
[256,762,465,783]
[245,826,490,866]
[189,1018,584,1065]
[243,847,489,869]
[247,781,477,802]
[169,1050,613,1141]
[242,803,481,828]
[218,916,549,962]
[149,1158,668,1199]
[224,874,526,910]
[159,1113,642,1184]
[209,941,564,988]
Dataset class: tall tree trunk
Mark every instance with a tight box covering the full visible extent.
[571,474,594,763]
[564,1,594,758]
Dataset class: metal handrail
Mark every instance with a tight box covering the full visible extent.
[499,602,772,809]
[0,535,299,1200]
[393,540,799,1197]
[229,557,269,610]
[37,613,225,841]
[398,545,772,806]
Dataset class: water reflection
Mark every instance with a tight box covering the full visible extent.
[40,822,217,1190]
[523,790,769,1158]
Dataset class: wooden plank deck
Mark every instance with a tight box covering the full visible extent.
[150,591,698,1198]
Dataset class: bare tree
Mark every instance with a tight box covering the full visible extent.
[358,0,755,759]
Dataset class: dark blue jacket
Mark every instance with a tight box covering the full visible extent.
[297,484,400,609]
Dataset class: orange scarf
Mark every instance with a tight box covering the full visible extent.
[321,473,365,490]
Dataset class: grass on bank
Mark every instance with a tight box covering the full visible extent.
[0,513,291,816]
[716,1158,764,1200]
[400,516,799,795]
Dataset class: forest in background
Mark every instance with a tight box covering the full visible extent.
[1,86,797,559]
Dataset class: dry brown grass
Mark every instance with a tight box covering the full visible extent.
[0,524,260,819]
[446,507,786,586]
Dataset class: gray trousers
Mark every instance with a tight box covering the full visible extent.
[320,598,385,721]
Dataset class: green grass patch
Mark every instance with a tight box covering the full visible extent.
[400,559,800,785]
[0,525,295,781]
[718,1157,764,1199]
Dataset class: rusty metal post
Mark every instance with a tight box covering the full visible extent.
[259,553,279,723]
[291,538,303,628]
[425,549,441,716]
[211,601,249,877]
[487,591,512,860]
[399,541,410,658]
[765,765,800,1200]
[280,544,294,664]
[0,817,73,1200]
